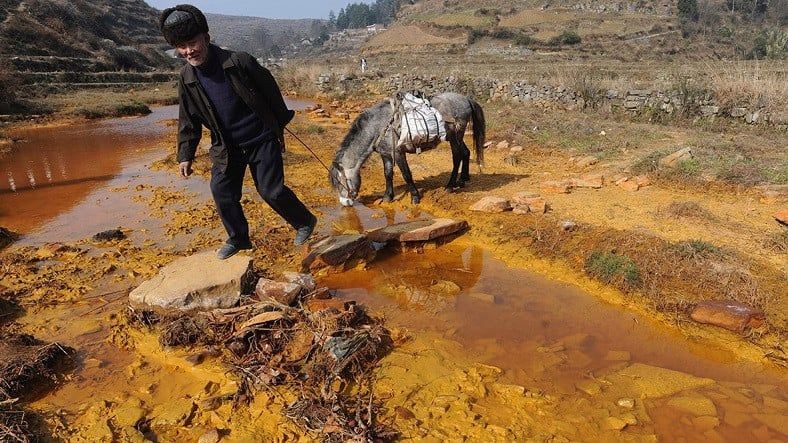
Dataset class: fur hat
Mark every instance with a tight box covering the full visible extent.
[159,4,209,46]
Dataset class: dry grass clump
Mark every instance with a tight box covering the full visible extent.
[706,60,788,110]
[662,200,716,221]
[762,231,788,253]
[276,62,355,97]
[0,399,31,443]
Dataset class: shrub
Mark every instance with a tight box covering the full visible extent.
[488,27,515,40]
[467,28,486,44]
[0,70,18,111]
[678,0,700,22]
[585,251,640,288]
[549,30,581,46]
[513,34,533,46]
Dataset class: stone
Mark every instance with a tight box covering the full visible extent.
[377,218,469,243]
[282,272,316,292]
[495,140,510,150]
[306,297,347,313]
[512,193,547,214]
[745,110,760,124]
[606,363,714,398]
[301,234,374,272]
[605,350,631,361]
[468,292,496,303]
[576,380,602,396]
[510,145,524,153]
[560,220,577,232]
[430,280,461,296]
[690,300,765,332]
[571,174,604,189]
[470,196,512,213]
[574,155,598,168]
[483,141,493,148]
[700,105,719,116]
[634,175,651,187]
[618,180,640,192]
[198,429,220,443]
[541,180,573,194]
[617,398,635,409]
[605,416,628,430]
[774,210,788,226]
[667,396,718,416]
[512,205,530,214]
[129,252,249,310]
[254,278,302,306]
[730,107,746,118]
[93,228,126,242]
[659,147,693,168]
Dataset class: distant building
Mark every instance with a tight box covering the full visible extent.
[366,24,385,33]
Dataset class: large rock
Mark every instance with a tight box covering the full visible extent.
[511,192,548,214]
[0,227,17,250]
[469,196,512,213]
[282,272,316,292]
[690,300,765,332]
[659,147,693,167]
[366,219,434,243]
[301,234,374,272]
[129,252,249,310]
[574,155,599,168]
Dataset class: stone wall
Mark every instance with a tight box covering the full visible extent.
[314,73,786,125]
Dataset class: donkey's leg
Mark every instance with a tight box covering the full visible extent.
[395,153,421,204]
[459,137,472,184]
[445,131,463,190]
[381,153,395,202]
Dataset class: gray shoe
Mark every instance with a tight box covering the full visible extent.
[294,214,317,246]
[217,242,252,260]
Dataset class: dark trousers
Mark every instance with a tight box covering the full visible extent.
[210,138,313,247]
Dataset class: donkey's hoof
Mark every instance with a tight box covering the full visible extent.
[411,195,421,204]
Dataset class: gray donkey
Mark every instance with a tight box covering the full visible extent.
[329,92,485,206]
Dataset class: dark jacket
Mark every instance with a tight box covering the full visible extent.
[177,45,295,172]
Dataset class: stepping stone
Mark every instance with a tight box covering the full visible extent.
[301,234,374,272]
[129,251,249,310]
[606,363,714,398]
[571,174,604,189]
[367,219,469,243]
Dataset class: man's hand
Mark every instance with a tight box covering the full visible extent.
[179,160,193,177]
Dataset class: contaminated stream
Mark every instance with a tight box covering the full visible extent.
[1,108,785,441]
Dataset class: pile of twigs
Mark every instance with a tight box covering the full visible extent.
[134,286,396,441]
[0,392,29,443]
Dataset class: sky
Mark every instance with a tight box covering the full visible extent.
[144,1,374,19]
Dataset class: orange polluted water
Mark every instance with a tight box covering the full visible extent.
[320,210,787,441]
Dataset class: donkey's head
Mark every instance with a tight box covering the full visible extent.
[329,160,360,207]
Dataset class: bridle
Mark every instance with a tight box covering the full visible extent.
[331,160,357,200]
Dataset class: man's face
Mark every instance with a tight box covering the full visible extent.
[175,33,210,67]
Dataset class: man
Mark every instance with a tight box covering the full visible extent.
[159,4,317,259]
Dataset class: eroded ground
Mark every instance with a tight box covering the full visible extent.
[0,98,786,441]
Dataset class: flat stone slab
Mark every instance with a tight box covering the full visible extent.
[690,300,765,332]
[367,219,469,243]
[129,251,249,310]
[470,196,512,213]
[605,363,714,399]
[301,234,374,272]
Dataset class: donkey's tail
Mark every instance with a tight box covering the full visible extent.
[469,98,486,167]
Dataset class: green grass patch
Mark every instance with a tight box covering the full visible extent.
[671,239,723,259]
[585,251,640,288]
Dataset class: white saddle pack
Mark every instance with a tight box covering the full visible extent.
[397,93,447,151]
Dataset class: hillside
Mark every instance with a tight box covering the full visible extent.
[206,13,329,57]
[0,0,173,71]
[355,0,787,61]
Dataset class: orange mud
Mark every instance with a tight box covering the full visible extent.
[0,103,785,441]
